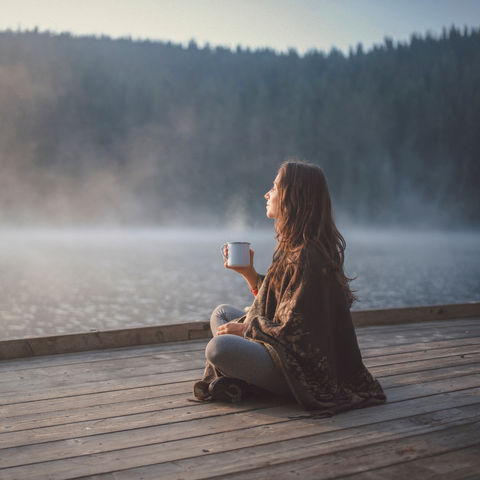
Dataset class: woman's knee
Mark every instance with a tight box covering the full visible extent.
[212,304,229,315]
[210,304,245,336]
[211,304,229,323]
[205,336,225,365]
[205,335,235,367]
[210,304,241,322]
[210,304,229,336]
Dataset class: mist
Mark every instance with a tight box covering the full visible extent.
[0,29,479,229]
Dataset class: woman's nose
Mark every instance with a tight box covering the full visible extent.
[265,191,269,199]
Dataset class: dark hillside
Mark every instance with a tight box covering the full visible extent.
[0,27,478,227]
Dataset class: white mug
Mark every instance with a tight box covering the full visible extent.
[221,242,251,267]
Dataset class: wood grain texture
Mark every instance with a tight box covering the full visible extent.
[0,322,213,360]
[0,317,479,479]
[352,303,480,327]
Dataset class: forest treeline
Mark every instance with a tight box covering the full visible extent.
[0,27,479,227]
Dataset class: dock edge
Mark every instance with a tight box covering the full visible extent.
[1,302,478,360]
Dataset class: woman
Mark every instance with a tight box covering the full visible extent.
[193,159,386,415]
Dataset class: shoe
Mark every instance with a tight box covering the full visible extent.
[208,377,253,403]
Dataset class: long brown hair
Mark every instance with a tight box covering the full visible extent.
[268,158,357,306]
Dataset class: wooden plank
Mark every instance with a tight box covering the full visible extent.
[3,333,477,378]
[0,381,194,419]
[16,408,479,480]
[361,336,480,359]
[368,352,480,378]
[380,362,480,389]
[355,316,480,333]
[357,320,480,336]
[0,326,477,401]
[2,354,478,410]
[207,423,480,480]
[383,375,480,403]
[4,371,479,459]
[0,368,204,405]
[0,347,206,382]
[357,323,480,339]
[356,327,480,349]
[0,404,294,470]
[0,304,477,360]
[0,390,212,434]
[2,326,478,394]
[2,348,480,421]
[0,355,207,393]
[0,340,208,373]
[8,362,474,430]
[3,355,479,423]
[1,335,479,406]
[1,391,480,479]
[0,317,478,480]
[343,445,480,479]
[364,343,480,368]
[351,303,480,327]
[1,375,479,451]
[0,395,296,450]
[0,321,213,360]
[0,392,476,471]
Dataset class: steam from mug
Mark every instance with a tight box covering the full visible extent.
[221,242,251,267]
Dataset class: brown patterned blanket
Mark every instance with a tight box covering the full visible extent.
[195,246,386,416]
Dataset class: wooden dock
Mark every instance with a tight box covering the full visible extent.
[1,309,480,478]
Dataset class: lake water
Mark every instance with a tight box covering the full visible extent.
[0,228,479,340]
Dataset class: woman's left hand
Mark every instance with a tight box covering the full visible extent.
[217,323,244,336]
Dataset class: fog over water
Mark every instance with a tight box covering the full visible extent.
[0,227,479,340]
[0,31,478,341]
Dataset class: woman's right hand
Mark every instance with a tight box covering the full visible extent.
[224,247,258,288]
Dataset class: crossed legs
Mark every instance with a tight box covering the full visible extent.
[205,304,293,397]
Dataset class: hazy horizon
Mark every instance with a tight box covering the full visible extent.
[1,0,479,55]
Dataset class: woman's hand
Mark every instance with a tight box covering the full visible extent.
[217,322,245,336]
[224,247,258,289]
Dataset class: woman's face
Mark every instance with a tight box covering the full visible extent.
[265,173,281,219]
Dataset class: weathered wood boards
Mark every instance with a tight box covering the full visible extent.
[1,302,479,360]
[352,302,480,327]
[0,317,480,479]
[0,321,212,360]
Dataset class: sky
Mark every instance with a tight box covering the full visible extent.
[0,0,479,54]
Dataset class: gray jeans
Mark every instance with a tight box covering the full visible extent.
[205,304,293,397]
